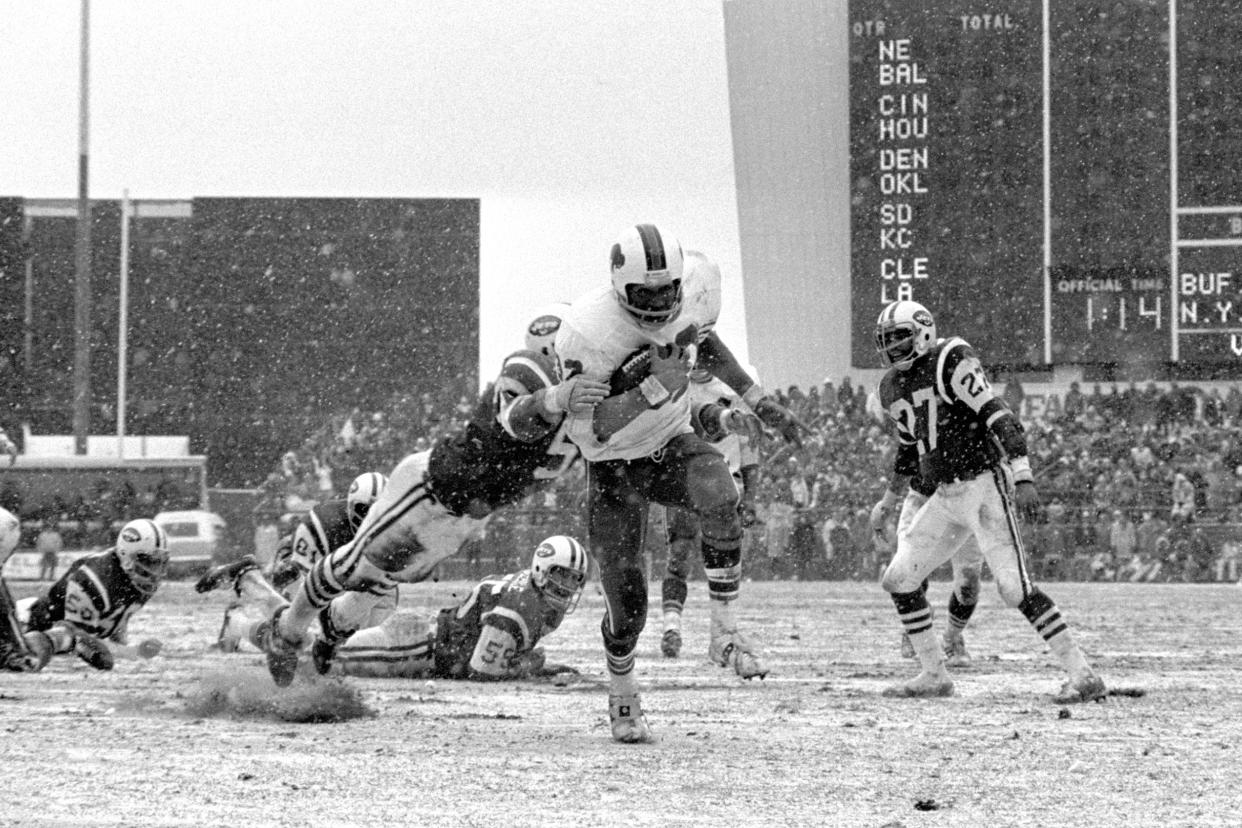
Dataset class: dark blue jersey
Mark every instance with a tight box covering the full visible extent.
[428,350,579,517]
[879,337,1023,485]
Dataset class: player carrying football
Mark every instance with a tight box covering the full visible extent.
[869,299,1106,703]
[554,224,806,742]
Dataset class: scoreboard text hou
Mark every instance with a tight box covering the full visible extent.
[848,0,1242,368]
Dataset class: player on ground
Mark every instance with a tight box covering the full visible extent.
[0,430,36,671]
[555,224,807,742]
[195,471,389,653]
[330,534,587,680]
[258,308,609,687]
[661,364,763,658]
[19,519,170,671]
[869,300,1105,702]
[0,505,38,672]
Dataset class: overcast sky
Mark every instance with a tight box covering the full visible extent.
[0,1,746,383]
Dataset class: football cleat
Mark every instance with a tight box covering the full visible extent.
[609,693,656,744]
[194,555,258,594]
[900,633,915,659]
[882,670,954,698]
[257,606,302,687]
[1052,673,1107,704]
[709,625,768,680]
[943,631,972,668]
[310,635,338,676]
[73,631,114,671]
[215,602,245,653]
[661,629,682,659]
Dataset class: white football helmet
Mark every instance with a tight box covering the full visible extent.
[525,302,571,357]
[875,300,937,370]
[610,223,685,329]
[347,471,388,527]
[530,535,589,614]
[116,518,170,596]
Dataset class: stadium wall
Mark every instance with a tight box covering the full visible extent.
[723,0,858,392]
[5,197,480,488]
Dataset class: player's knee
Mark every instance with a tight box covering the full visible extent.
[881,561,919,594]
[956,568,982,604]
[994,576,1025,607]
[665,557,690,582]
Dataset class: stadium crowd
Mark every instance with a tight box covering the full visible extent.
[256,374,1242,585]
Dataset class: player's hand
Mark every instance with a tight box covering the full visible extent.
[738,499,759,529]
[753,397,811,447]
[721,408,765,444]
[869,498,894,535]
[513,646,547,678]
[546,376,609,414]
[1014,480,1042,522]
[648,344,691,399]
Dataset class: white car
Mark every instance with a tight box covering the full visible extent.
[153,510,227,577]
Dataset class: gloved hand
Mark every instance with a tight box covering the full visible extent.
[721,408,765,445]
[1014,480,1042,523]
[514,646,548,678]
[544,376,610,414]
[869,501,891,536]
[753,397,811,447]
[647,343,691,401]
[738,499,759,529]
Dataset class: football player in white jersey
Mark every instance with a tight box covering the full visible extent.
[331,535,587,681]
[660,364,763,659]
[554,224,806,742]
[258,310,609,687]
[869,300,1105,703]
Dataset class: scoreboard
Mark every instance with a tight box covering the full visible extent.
[849,0,1242,369]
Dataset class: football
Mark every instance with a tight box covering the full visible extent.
[608,346,654,395]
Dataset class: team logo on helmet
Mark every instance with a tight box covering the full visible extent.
[913,309,934,326]
[121,526,142,543]
[534,541,556,557]
[528,314,560,337]
[610,243,626,271]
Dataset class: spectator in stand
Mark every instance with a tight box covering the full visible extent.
[1002,371,1025,414]
[35,523,64,581]
[1063,381,1085,420]
[1107,511,1136,580]
[1183,525,1216,583]
[1171,472,1196,524]
[1225,385,1242,425]
[1215,536,1241,583]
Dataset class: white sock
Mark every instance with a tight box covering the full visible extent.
[710,600,737,631]
[908,628,948,675]
[663,610,681,633]
[1048,630,1091,678]
[610,669,639,697]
